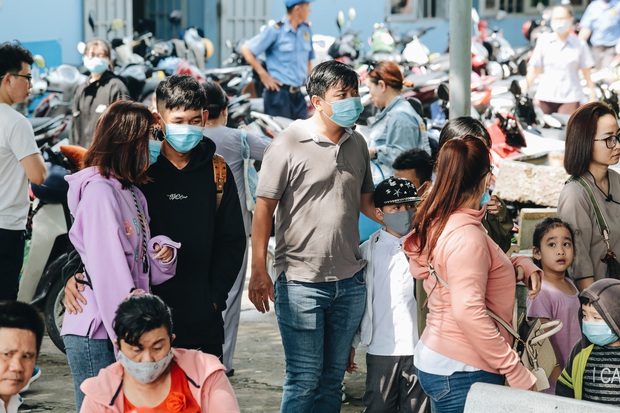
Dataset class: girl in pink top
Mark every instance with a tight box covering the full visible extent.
[527,218,581,394]
[403,136,542,413]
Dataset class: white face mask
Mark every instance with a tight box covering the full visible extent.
[551,21,571,35]
[117,349,174,384]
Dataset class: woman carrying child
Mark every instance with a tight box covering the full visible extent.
[527,218,582,394]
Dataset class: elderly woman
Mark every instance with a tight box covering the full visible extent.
[366,61,430,183]
[80,292,240,412]
[558,101,620,291]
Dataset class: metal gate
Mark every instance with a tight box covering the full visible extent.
[220,0,271,63]
[83,0,134,40]
[144,0,188,40]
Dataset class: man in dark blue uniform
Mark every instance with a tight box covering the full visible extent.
[241,0,315,120]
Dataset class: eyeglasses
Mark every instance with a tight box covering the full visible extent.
[594,134,620,149]
[85,53,108,59]
[0,73,32,84]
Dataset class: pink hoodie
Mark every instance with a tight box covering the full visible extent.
[80,348,240,412]
[403,207,539,390]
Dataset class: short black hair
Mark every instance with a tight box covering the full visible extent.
[393,148,434,185]
[202,80,229,120]
[0,42,34,79]
[0,301,45,354]
[438,116,491,150]
[306,60,359,100]
[156,74,207,114]
[113,294,173,348]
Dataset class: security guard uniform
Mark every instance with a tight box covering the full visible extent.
[246,17,315,119]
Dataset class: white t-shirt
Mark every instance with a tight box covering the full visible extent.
[368,230,418,356]
[0,103,38,230]
[530,33,595,104]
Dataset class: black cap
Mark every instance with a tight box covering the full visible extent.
[374,177,422,208]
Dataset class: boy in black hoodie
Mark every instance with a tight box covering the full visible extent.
[142,75,246,358]
[63,75,246,360]
[556,278,620,406]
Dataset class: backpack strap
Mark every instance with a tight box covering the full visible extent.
[213,154,227,210]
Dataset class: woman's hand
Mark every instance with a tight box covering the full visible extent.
[153,244,173,263]
[516,265,542,299]
[486,195,503,215]
[368,147,377,159]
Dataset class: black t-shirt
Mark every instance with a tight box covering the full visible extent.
[583,344,620,405]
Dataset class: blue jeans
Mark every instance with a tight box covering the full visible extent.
[64,335,116,412]
[416,369,504,413]
[275,271,366,413]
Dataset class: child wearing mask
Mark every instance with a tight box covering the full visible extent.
[348,177,429,412]
[556,279,620,405]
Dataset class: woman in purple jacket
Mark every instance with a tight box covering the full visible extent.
[61,100,180,412]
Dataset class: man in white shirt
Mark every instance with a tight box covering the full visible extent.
[0,301,45,413]
[349,177,429,412]
[0,42,47,301]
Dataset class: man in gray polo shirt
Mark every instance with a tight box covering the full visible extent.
[249,60,376,412]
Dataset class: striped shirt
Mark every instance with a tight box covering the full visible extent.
[583,345,620,405]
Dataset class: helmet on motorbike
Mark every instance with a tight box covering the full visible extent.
[31,163,69,204]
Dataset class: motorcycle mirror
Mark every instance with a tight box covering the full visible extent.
[337,11,345,31]
[348,8,356,22]
[496,10,507,21]
[226,39,233,49]
[509,79,522,96]
[437,83,450,101]
[517,59,527,76]
[33,54,46,68]
[543,114,562,129]
[77,42,86,55]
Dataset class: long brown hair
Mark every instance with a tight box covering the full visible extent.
[82,100,153,188]
[410,135,491,256]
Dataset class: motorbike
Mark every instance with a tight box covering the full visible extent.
[18,141,85,353]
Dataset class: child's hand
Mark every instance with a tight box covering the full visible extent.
[347,348,358,373]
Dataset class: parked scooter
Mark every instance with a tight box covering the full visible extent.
[18,141,84,353]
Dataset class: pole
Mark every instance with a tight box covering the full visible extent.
[449,0,472,119]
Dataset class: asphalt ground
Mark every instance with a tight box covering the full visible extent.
[21,278,368,413]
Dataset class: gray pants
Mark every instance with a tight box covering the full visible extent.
[592,45,616,70]
[222,239,249,372]
[363,354,430,413]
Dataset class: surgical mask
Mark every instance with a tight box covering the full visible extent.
[149,140,162,164]
[320,97,364,127]
[551,21,571,35]
[480,191,491,207]
[117,349,174,384]
[582,320,619,346]
[164,123,204,153]
[83,56,109,75]
[382,209,415,236]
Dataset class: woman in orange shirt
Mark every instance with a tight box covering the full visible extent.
[79,292,240,413]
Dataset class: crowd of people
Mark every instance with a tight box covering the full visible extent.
[3,1,620,412]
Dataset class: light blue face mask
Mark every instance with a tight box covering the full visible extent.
[149,140,162,164]
[164,123,204,153]
[582,320,620,346]
[320,97,364,127]
[480,191,491,207]
[83,56,109,75]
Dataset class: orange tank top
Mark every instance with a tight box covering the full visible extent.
[124,362,200,412]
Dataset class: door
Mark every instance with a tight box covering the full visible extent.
[220,0,271,64]
[83,0,134,40]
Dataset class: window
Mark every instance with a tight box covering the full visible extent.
[480,0,587,16]
[388,0,449,20]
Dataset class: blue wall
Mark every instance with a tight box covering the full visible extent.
[269,1,536,57]
[0,0,83,67]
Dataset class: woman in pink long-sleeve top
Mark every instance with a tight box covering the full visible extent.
[403,135,542,413]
